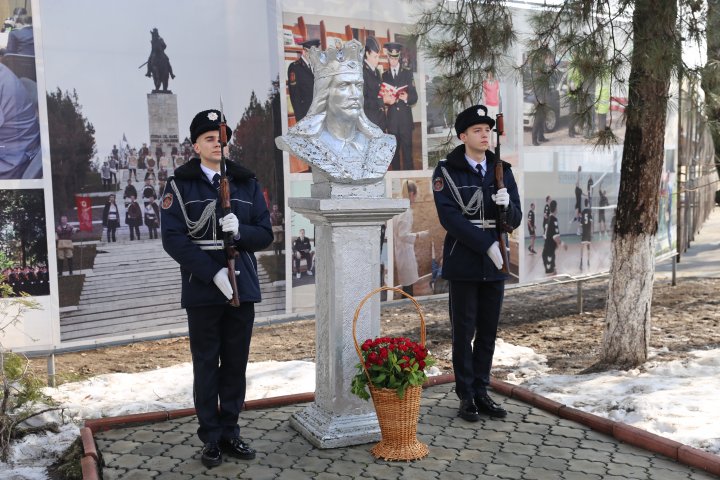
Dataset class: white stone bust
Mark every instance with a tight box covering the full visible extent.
[276,39,395,185]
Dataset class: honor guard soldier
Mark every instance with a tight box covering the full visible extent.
[362,36,386,131]
[382,42,418,170]
[160,109,273,468]
[288,39,320,122]
[432,105,522,422]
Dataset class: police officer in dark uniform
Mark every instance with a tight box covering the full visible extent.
[432,105,522,422]
[160,109,273,468]
[362,36,386,131]
[382,42,417,170]
[287,39,320,122]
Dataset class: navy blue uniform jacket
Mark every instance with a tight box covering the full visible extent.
[160,158,273,308]
[432,145,522,282]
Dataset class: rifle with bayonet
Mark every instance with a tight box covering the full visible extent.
[218,102,241,307]
[493,113,513,274]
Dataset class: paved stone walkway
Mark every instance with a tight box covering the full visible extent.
[94,383,716,480]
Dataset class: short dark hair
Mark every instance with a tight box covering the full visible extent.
[550,200,558,212]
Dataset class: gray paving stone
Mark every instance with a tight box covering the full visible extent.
[154,472,193,480]
[122,469,158,479]
[279,470,319,480]
[535,444,575,460]
[430,433,467,449]
[399,467,440,480]
[612,451,653,467]
[484,463,526,479]
[501,441,537,457]
[561,471,603,480]
[294,455,333,473]
[102,468,128,480]
[566,458,608,475]
[543,435,582,449]
[580,438,618,453]
[258,451,300,469]
[493,451,533,468]
[363,463,406,478]
[154,431,191,444]
[457,449,493,463]
[142,455,182,472]
[325,459,367,477]
[164,444,198,460]
[112,453,149,470]
[94,383,716,480]
[208,460,248,477]
[551,425,587,439]
[126,429,159,442]
[572,446,613,462]
[445,459,487,474]
[529,455,569,471]
[315,473,354,480]
[133,441,170,456]
[168,458,209,476]
[606,464,650,477]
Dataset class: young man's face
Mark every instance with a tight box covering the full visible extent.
[365,50,379,69]
[460,123,492,154]
[193,131,224,167]
[389,56,400,69]
[299,229,305,239]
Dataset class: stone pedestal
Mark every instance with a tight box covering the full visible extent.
[289,197,408,448]
[147,93,180,161]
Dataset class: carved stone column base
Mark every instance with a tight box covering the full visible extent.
[290,403,380,449]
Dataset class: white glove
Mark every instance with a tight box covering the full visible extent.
[213,268,233,300]
[487,241,504,270]
[492,188,510,207]
[219,213,239,236]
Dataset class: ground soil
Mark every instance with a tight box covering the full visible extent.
[30,277,720,384]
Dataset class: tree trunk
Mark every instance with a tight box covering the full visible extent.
[597,0,677,370]
[703,0,720,180]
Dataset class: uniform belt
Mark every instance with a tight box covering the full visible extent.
[470,219,496,229]
[192,239,225,251]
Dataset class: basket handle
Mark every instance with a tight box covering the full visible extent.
[352,286,427,385]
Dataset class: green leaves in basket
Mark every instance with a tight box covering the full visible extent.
[351,337,436,401]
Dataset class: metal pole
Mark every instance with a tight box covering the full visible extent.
[47,353,56,387]
[671,254,677,286]
[577,280,584,314]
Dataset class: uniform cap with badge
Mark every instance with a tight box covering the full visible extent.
[454,104,496,138]
[190,109,232,144]
[300,39,320,49]
[384,42,403,58]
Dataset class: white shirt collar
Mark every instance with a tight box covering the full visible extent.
[464,154,487,174]
[200,163,220,184]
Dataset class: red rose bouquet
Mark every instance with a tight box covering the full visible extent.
[351,336,436,400]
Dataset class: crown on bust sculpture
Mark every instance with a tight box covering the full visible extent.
[308,39,364,79]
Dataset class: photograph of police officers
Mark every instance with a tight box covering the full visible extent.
[432,105,522,421]
[160,109,272,468]
[0,188,49,297]
[283,13,425,173]
[0,1,42,179]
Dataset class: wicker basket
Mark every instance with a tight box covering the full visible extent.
[352,286,430,461]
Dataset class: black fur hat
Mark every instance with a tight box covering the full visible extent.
[189,109,232,144]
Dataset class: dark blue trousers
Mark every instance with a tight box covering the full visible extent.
[186,302,254,443]
[448,280,505,400]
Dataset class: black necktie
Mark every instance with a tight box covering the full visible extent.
[476,164,484,180]
[212,173,220,190]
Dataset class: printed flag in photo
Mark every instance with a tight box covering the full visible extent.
[75,195,93,231]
